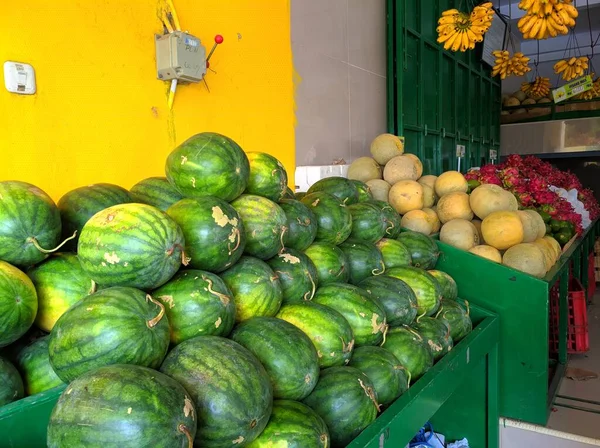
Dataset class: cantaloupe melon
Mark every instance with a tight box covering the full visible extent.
[517,210,539,243]
[469,184,518,220]
[469,245,502,263]
[471,219,484,243]
[532,238,556,273]
[370,133,405,165]
[422,184,436,208]
[436,192,473,224]
[544,236,562,261]
[366,179,391,202]
[440,219,479,251]
[422,208,441,234]
[502,243,547,278]
[402,154,424,179]
[513,90,527,102]
[418,175,437,190]
[523,210,546,239]
[481,211,524,250]
[383,155,421,184]
[401,210,433,235]
[348,157,382,182]
[388,180,424,214]
[435,171,468,197]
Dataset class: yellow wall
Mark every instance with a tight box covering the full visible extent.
[0,1,295,200]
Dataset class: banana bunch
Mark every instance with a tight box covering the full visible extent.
[509,52,532,76]
[517,0,578,40]
[521,77,551,99]
[554,57,589,81]
[437,3,494,52]
[578,76,600,100]
[492,51,531,79]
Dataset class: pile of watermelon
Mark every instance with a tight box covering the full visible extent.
[0,131,473,448]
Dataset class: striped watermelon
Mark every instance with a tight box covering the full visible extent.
[386,266,442,317]
[396,231,439,269]
[49,287,170,382]
[428,270,458,300]
[338,240,386,285]
[282,187,295,200]
[0,181,62,267]
[371,200,402,239]
[304,242,350,285]
[220,256,283,322]
[437,299,472,342]
[351,180,373,202]
[412,317,453,361]
[231,317,320,400]
[276,302,354,368]
[160,336,273,447]
[78,203,184,290]
[231,195,287,260]
[165,132,250,202]
[376,238,412,269]
[279,199,317,251]
[47,364,197,448]
[295,192,307,201]
[302,366,379,447]
[0,357,23,406]
[300,192,352,245]
[0,261,38,347]
[348,202,387,243]
[248,400,329,448]
[15,336,64,396]
[27,253,95,332]
[359,275,418,327]
[306,177,359,205]
[245,152,289,202]
[382,326,434,382]
[266,249,318,304]
[129,177,183,211]
[312,283,386,346]
[167,197,246,272]
[153,270,236,344]
[349,346,409,406]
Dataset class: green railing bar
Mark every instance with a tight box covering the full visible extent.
[556,395,600,407]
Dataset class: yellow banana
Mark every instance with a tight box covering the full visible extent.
[444,32,459,51]
[529,17,543,37]
[537,18,547,39]
[442,9,459,16]
[451,31,463,52]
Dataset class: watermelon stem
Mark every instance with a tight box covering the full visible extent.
[415,311,426,323]
[145,294,166,328]
[278,226,288,253]
[381,324,389,345]
[27,230,77,254]
[371,260,385,276]
[406,369,413,387]
[303,271,316,301]
[227,228,242,255]
[405,325,423,341]
[202,275,230,305]
[178,424,193,448]
[464,299,471,316]
[358,378,381,412]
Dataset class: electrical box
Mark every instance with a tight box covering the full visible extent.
[4,61,36,94]
[155,31,206,83]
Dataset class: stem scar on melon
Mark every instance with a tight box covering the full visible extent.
[215,317,222,328]
[280,253,300,264]
[233,436,245,444]
[183,397,195,419]
[158,295,175,309]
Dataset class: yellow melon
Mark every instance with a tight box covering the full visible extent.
[469,184,518,220]
[481,211,524,250]
[422,208,441,233]
[434,171,468,197]
[388,180,424,214]
[436,192,473,224]
[517,211,539,243]
[370,134,405,165]
[402,154,424,178]
[440,219,479,251]
[383,155,421,184]
[502,243,547,278]
[366,179,391,202]
[532,238,555,273]
[469,245,502,263]
[471,219,484,243]
[523,210,546,239]
[348,157,382,182]
[422,184,435,208]
[418,175,437,190]
[544,236,562,261]
[401,210,433,235]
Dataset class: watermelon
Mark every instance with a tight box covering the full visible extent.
[27,253,95,332]
[312,283,387,346]
[371,200,402,239]
[0,357,23,406]
[160,336,273,447]
[0,326,47,364]
[0,261,38,347]
[231,317,320,400]
[58,183,133,250]
[382,326,434,382]
[247,400,329,448]
[282,187,295,200]
[304,243,350,285]
[49,286,170,382]
[15,336,64,396]
[0,181,62,267]
[165,132,250,202]
[338,240,386,285]
[412,316,453,361]
[437,299,473,342]
[47,364,197,448]
[245,152,289,202]
[351,180,373,202]
[396,231,439,269]
[129,176,183,212]
[231,195,287,260]
[348,202,387,243]
[167,197,246,272]
[279,199,317,251]
[220,256,283,322]
[428,270,458,300]
[359,275,418,327]
[376,238,412,269]
[306,177,359,205]
[77,203,185,290]
[386,266,442,317]
[295,192,307,201]
[302,366,379,447]
[153,270,236,344]
[300,192,352,245]
[349,346,409,406]
[276,303,354,368]
[266,249,318,304]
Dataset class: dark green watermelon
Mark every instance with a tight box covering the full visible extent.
[306,177,359,205]
[376,238,412,269]
[167,197,246,272]
[0,261,38,348]
[130,177,183,212]
[412,317,453,361]
[247,400,329,448]
[338,240,386,285]
[165,132,250,202]
[300,192,352,245]
[153,270,236,344]
[304,243,350,285]
[266,249,318,303]
[0,326,47,364]
[282,187,295,200]
[231,194,287,260]
[396,231,439,269]
[15,336,64,396]
[220,256,283,322]
[231,317,319,400]
[279,199,318,251]
[437,299,473,342]
[295,192,307,201]
[371,200,402,239]
[78,203,185,290]
[382,326,434,382]
[160,336,273,447]
[302,366,379,447]
[348,202,387,243]
[313,283,386,346]
[428,270,458,300]
[47,364,197,448]
[276,303,354,368]
[349,346,408,406]
[49,287,170,382]
[359,275,418,327]
[0,356,23,406]
[0,181,62,267]
[386,266,442,317]
[351,180,373,202]
[245,152,288,202]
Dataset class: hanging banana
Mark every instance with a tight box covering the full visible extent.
[492,50,531,79]
[517,0,578,40]
[577,76,600,100]
[553,56,589,81]
[521,76,551,99]
[437,3,494,52]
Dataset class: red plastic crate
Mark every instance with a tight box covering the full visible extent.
[549,277,589,354]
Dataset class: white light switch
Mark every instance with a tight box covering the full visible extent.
[4,61,36,94]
